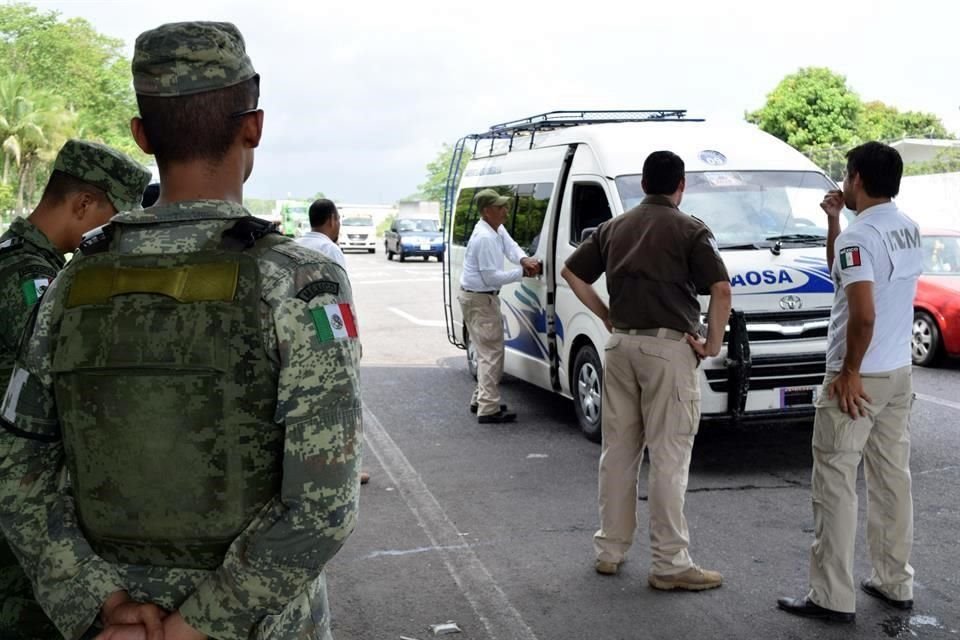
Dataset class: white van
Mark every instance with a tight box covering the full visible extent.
[442,111,841,441]
[340,213,378,253]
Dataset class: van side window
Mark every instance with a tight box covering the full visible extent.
[452,187,478,246]
[511,182,553,255]
[570,183,612,246]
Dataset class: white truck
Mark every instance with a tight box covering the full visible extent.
[442,110,844,441]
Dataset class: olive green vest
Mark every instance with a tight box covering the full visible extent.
[51,222,286,570]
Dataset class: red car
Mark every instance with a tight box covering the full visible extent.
[913,228,960,366]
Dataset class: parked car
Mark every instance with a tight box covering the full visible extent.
[385,217,444,262]
[912,228,960,366]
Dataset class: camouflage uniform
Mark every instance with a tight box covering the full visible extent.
[0,22,362,640]
[0,140,150,639]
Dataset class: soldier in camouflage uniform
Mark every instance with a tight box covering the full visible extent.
[0,21,362,640]
[0,139,150,640]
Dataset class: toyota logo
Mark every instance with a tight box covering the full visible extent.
[779,295,802,310]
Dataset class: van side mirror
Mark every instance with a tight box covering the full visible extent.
[580,227,597,243]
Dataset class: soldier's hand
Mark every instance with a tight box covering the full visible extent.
[820,190,844,218]
[95,624,154,640]
[685,333,719,360]
[100,594,167,640]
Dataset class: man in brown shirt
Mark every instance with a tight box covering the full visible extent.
[561,150,731,590]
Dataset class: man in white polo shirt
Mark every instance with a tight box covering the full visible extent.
[459,189,541,424]
[779,142,923,622]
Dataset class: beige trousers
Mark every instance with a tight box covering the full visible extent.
[458,291,504,416]
[593,332,701,575]
[807,365,915,613]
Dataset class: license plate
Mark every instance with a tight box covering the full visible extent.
[420,243,431,251]
[780,386,816,408]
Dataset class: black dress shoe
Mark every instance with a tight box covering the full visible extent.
[861,580,913,610]
[470,403,507,414]
[777,596,855,622]
[477,408,517,424]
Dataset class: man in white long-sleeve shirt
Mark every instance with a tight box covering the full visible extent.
[459,189,541,423]
[297,198,346,268]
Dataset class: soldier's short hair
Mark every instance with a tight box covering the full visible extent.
[136,77,260,164]
[641,151,685,196]
[845,142,903,199]
[39,170,109,207]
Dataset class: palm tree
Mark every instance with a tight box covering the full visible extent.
[0,74,76,213]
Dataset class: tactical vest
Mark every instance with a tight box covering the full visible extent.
[50,218,287,570]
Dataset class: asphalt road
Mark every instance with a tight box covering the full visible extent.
[326,250,960,640]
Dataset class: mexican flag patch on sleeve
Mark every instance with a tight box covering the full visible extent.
[20,278,50,305]
[839,246,862,269]
[311,303,358,343]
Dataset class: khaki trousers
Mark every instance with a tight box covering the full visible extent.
[593,333,701,575]
[807,366,914,613]
[458,291,504,416]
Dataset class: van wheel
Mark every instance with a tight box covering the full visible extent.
[398,248,406,262]
[464,330,479,380]
[573,345,603,443]
[437,253,444,263]
[912,311,941,367]
[386,242,393,260]
[369,248,376,254]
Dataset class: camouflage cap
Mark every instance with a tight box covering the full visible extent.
[133,21,257,97]
[53,140,152,213]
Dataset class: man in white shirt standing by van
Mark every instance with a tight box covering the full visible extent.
[459,189,541,424]
[779,142,923,622]
[297,198,346,268]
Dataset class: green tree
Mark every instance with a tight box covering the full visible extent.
[0,75,76,212]
[747,67,862,151]
[858,101,951,141]
[0,4,141,156]
[903,148,960,176]
[417,143,472,211]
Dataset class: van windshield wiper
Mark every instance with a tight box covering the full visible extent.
[717,241,772,250]
[764,233,826,244]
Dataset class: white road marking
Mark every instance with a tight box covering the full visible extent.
[915,393,960,412]
[387,307,446,327]
[363,406,540,640]
[366,543,473,559]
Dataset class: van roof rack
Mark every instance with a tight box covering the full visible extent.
[487,109,699,137]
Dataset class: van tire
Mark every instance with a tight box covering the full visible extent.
[369,248,376,254]
[398,248,407,262]
[572,345,603,443]
[386,242,393,260]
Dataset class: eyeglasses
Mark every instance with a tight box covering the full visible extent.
[229,107,260,119]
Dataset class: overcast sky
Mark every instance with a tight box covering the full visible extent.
[33,0,960,204]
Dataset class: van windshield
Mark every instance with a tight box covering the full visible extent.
[398,219,439,233]
[615,171,838,249]
[342,216,373,227]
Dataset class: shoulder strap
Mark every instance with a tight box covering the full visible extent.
[220,216,283,251]
[0,236,25,258]
[77,223,115,256]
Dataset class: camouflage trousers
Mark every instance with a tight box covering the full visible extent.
[0,538,61,639]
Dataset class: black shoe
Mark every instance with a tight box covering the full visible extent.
[861,580,913,610]
[777,596,855,623]
[478,408,517,424]
[470,403,507,414]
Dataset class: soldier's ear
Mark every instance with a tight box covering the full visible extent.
[241,109,264,150]
[72,191,96,219]
[130,117,154,155]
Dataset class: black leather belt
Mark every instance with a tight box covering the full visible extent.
[461,287,499,295]
[613,327,685,341]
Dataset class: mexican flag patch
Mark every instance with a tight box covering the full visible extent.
[839,246,862,269]
[20,278,50,305]
[311,303,358,343]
